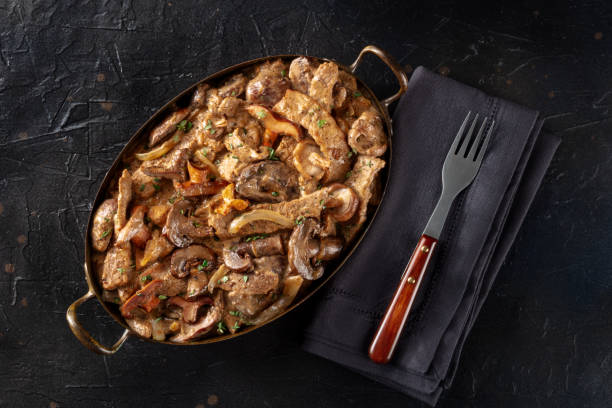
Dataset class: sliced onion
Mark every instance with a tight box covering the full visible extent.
[135,135,180,161]
[207,264,230,293]
[228,209,294,234]
[194,149,221,178]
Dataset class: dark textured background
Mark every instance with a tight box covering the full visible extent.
[1,1,611,407]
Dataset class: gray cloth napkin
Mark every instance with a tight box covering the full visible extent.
[302,66,561,405]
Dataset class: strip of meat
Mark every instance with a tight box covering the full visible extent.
[273,89,351,182]
[343,155,385,243]
[101,243,134,290]
[308,62,338,112]
[116,205,150,248]
[114,169,132,236]
[149,107,190,147]
[91,198,117,252]
[141,148,189,181]
[246,60,290,107]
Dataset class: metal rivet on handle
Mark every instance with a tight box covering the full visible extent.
[407,276,416,284]
[420,245,430,253]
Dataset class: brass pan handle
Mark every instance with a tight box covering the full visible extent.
[66,264,130,355]
[349,45,409,110]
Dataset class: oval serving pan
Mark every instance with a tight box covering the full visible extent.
[66,45,409,354]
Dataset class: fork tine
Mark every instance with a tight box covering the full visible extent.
[474,120,495,163]
[469,117,488,160]
[458,113,479,157]
[449,111,472,155]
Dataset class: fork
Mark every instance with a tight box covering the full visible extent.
[368,112,495,364]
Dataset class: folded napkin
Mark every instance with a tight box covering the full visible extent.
[302,66,561,405]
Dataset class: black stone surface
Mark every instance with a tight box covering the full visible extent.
[0,1,610,407]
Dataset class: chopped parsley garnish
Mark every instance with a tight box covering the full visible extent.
[347,148,357,158]
[197,259,209,270]
[317,119,327,128]
[215,159,221,165]
[245,234,268,242]
[243,275,248,283]
[232,155,239,160]
[154,177,161,182]
[180,209,185,215]
[233,322,241,330]
[173,134,180,143]
[168,196,176,204]
[205,120,213,130]
[257,110,267,119]
[153,183,161,191]
[354,91,361,97]
[295,216,305,225]
[158,294,168,300]
[320,199,326,209]
[316,183,322,190]
[280,69,286,77]
[238,143,243,147]
[141,274,152,282]
[192,221,201,228]
[267,147,279,161]
[104,217,110,222]
[154,317,162,322]
[231,90,236,96]
[367,160,373,167]
[229,310,240,316]
[218,275,229,284]
[217,321,226,334]
[345,171,352,179]
[139,184,146,192]
[271,191,279,197]
[117,267,125,274]
[101,229,111,238]
[114,297,121,304]
[202,148,208,157]
[177,120,193,132]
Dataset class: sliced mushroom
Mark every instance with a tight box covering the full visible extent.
[163,200,214,247]
[171,292,224,342]
[170,245,216,278]
[168,295,214,323]
[288,57,314,94]
[148,107,190,147]
[288,218,324,280]
[222,235,284,272]
[326,184,359,222]
[141,148,189,181]
[91,198,117,252]
[293,140,329,181]
[316,237,343,261]
[235,161,300,203]
[347,110,387,157]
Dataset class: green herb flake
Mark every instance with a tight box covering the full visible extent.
[320,199,326,209]
[217,321,226,334]
[205,120,212,130]
[233,322,241,330]
[317,119,327,128]
[177,120,193,132]
[257,110,267,119]
[154,317,162,322]
[117,267,125,274]
[267,147,279,161]
[114,297,121,304]
[141,274,152,282]
[168,196,176,204]
[218,275,229,284]
[101,229,111,238]
[210,128,216,134]
[367,160,373,167]
[232,155,239,160]
[192,221,201,228]
[229,310,240,316]
[295,216,305,225]
[202,148,208,157]
[345,171,352,179]
[153,184,161,191]
[197,259,209,271]
[104,217,110,222]
[139,183,146,192]
[243,275,248,283]
[173,134,180,143]
[231,90,236,96]
[271,191,279,197]
[180,209,185,215]
[281,69,286,77]
[158,294,168,300]
[354,91,362,97]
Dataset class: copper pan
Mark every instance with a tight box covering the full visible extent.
[66,45,409,354]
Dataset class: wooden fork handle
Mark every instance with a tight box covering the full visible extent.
[368,234,438,364]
